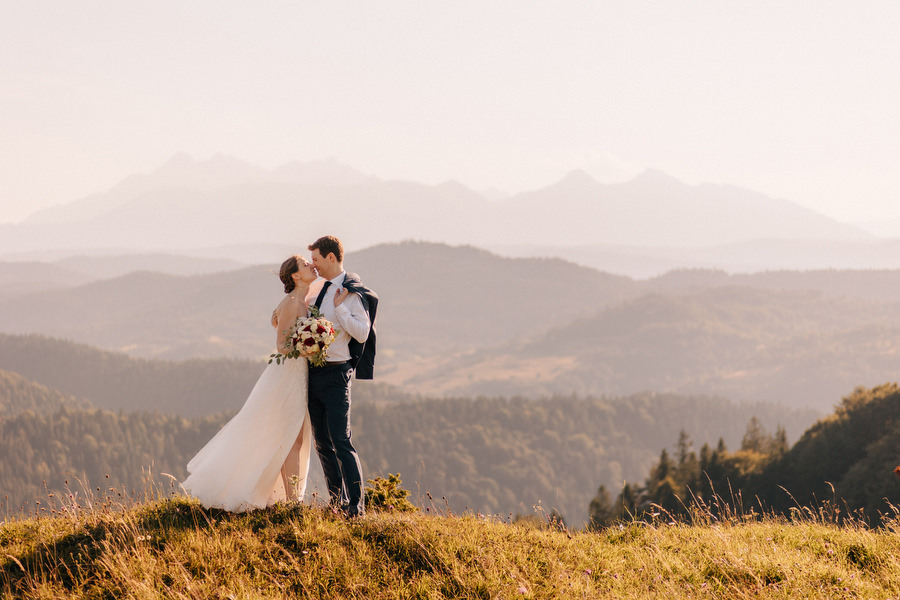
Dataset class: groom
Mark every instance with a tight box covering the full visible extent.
[306,235,377,517]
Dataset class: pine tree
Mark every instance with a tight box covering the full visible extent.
[588,485,615,530]
[741,416,769,453]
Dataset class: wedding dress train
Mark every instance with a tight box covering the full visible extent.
[182,357,312,512]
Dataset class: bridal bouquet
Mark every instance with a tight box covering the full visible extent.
[269,306,336,367]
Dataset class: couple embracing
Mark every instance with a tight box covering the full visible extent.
[182,236,377,518]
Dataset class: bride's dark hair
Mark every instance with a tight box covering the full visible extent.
[279,255,300,294]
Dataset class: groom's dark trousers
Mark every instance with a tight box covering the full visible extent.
[307,361,364,515]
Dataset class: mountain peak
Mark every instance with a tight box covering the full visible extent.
[629,168,684,186]
[436,179,474,192]
[154,153,262,180]
[162,152,194,167]
[271,158,376,186]
[537,169,603,194]
[559,169,600,187]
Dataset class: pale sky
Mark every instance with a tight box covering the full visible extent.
[1,1,898,225]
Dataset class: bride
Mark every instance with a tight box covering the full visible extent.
[181,255,318,511]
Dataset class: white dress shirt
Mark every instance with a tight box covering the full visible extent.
[315,272,371,362]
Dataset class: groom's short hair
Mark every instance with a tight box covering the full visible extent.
[309,235,344,262]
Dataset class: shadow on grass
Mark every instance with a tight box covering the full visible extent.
[1,497,320,595]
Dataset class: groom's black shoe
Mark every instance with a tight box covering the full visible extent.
[343,504,365,519]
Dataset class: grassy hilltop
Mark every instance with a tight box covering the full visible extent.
[4,490,900,599]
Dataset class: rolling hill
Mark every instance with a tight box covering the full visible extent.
[0,334,266,417]
[497,238,900,278]
[0,369,91,417]
[0,242,638,361]
[376,284,900,409]
[3,242,900,409]
[0,334,413,418]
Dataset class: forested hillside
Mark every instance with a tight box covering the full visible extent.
[0,407,226,515]
[596,383,900,527]
[0,334,413,417]
[0,334,266,417]
[0,369,90,416]
[0,365,817,524]
[766,383,900,518]
[351,393,815,524]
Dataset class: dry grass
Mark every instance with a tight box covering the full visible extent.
[4,488,900,599]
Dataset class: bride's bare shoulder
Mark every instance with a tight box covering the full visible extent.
[274,291,310,319]
[275,294,303,311]
[272,295,292,323]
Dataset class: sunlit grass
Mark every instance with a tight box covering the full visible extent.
[3,476,900,599]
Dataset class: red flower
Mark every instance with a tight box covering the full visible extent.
[316,325,326,334]
[303,338,317,347]
[894,466,900,478]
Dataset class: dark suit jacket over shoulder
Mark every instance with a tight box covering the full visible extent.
[341,272,378,380]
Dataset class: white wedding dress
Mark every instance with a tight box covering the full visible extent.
[181,353,312,512]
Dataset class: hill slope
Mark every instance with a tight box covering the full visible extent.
[382,285,900,408]
[763,383,900,517]
[616,383,900,528]
[0,334,266,416]
[5,243,900,409]
[0,406,226,513]
[0,369,91,417]
[2,499,899,598]
[0,242,639,361]
[0,334,404,416]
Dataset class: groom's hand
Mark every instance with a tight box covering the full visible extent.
[334,288,351,307]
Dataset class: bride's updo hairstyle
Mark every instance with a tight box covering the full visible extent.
[279,255,300,294]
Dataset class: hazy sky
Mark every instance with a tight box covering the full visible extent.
[1,1,898,225]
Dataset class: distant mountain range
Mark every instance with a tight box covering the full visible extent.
[488,167,868,246]
[0,154,872,264]
[21,154,379,225]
